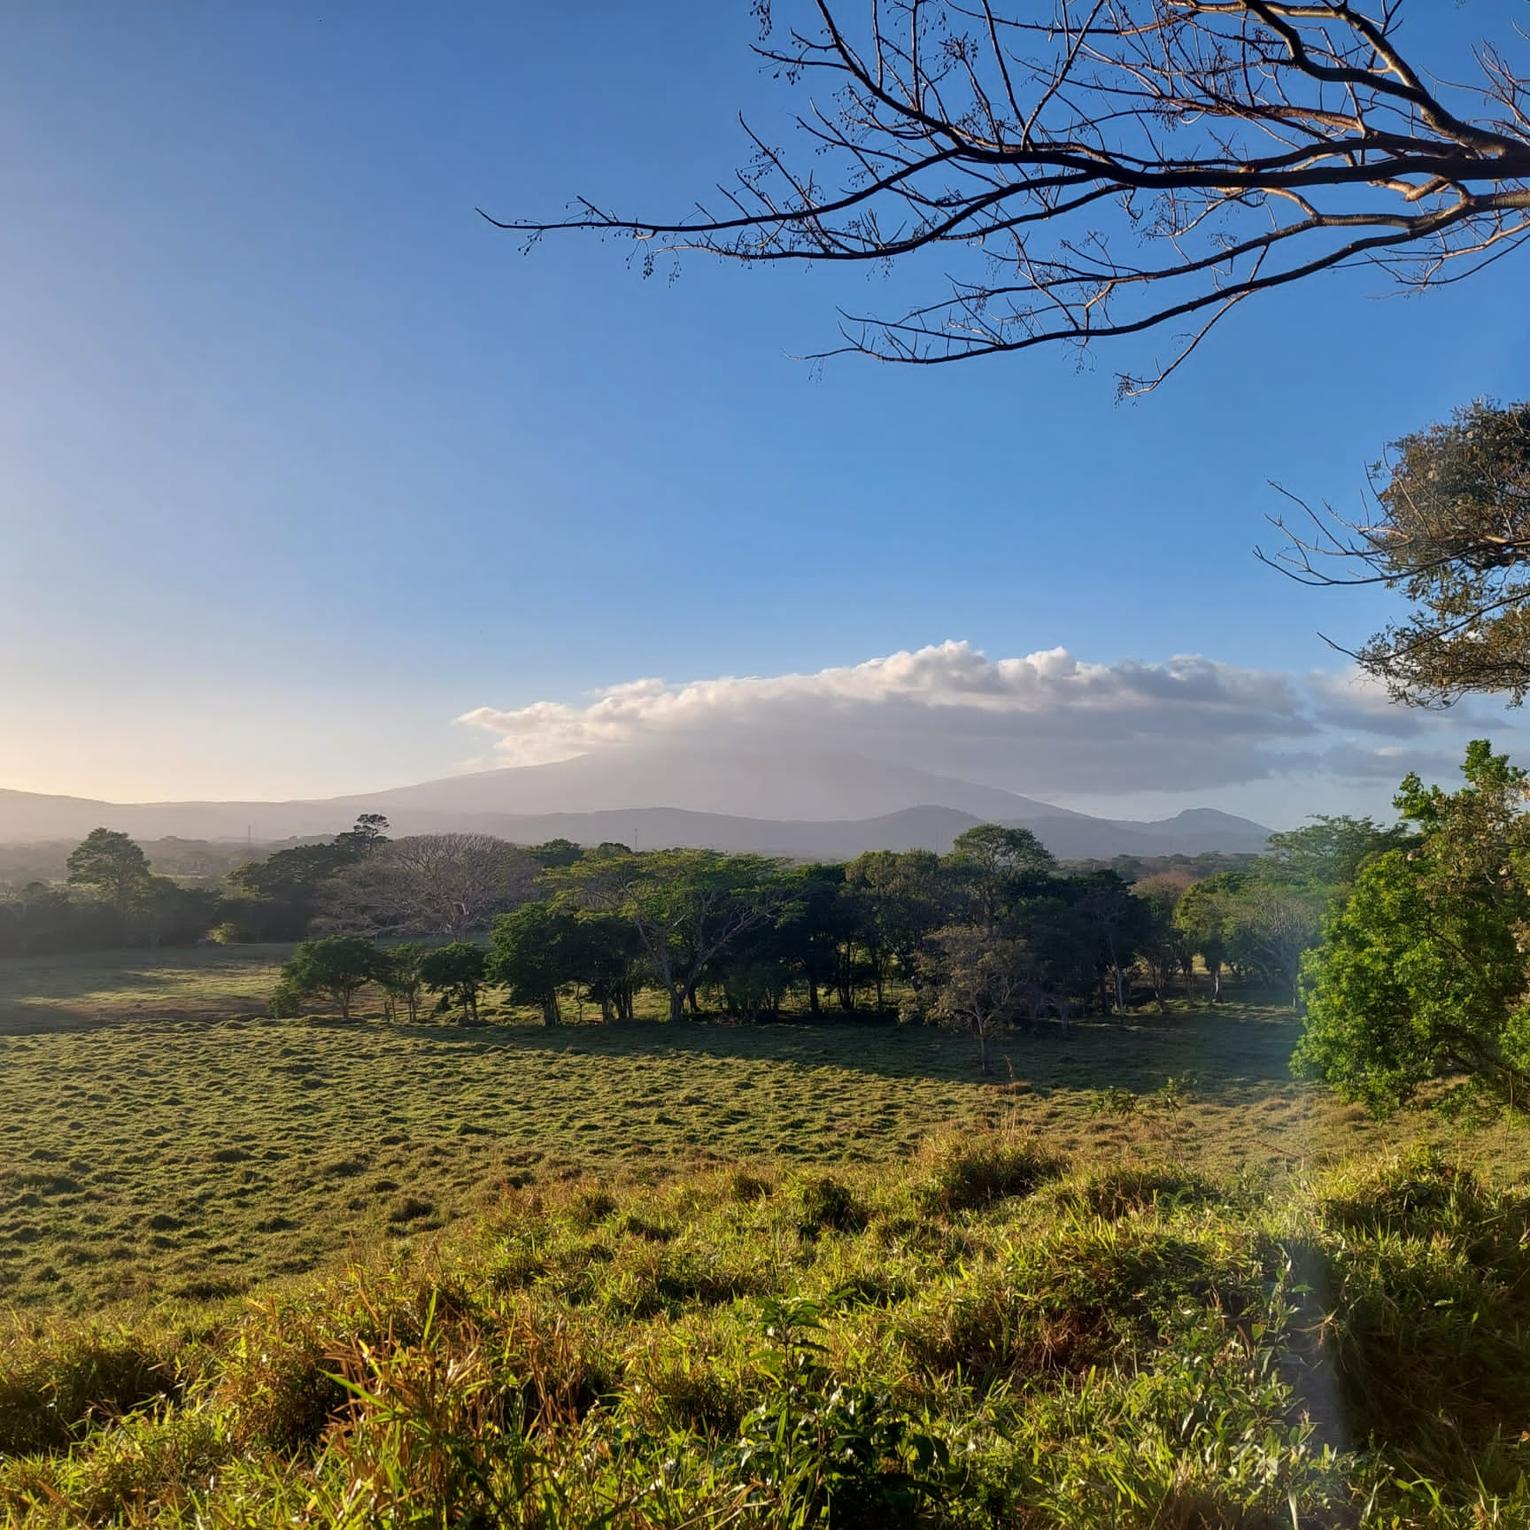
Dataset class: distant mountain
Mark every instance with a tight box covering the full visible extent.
[0,746,1271,860]
[350,746,1085,824]
[1017,808,1271,860]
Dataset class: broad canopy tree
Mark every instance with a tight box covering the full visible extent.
[945,824,1055,933]
[66,828,151,909]
[274,935,390,1021]
[1297,740,1530,1114]
[318,833,538,939]
[553,849,787,1022]
[499,2,1530,394]
[419,941,491,1025]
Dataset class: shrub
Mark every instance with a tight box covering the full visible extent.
[1059,1165,1218,1222]
[914,1131,1062,1213]
[0,1326,179,1456]
[796,1175,866,1236]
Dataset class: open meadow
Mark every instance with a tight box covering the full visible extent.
[0,944,1517,1316]
[3,945,1529,1525]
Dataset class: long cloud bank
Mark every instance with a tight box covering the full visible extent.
[458,641,1489,799]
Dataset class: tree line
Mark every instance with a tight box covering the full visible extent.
[267,818,1391,1071]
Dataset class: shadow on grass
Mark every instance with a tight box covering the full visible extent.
[375,1004,1303,1105]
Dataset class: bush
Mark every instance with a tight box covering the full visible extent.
[0,1325,180,1456]
[796,1175,866,1236]
[915,1131,1062,1213]
[1058,1165,1217,1222]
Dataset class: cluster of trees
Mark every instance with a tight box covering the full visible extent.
[268,821,1387,1072]
[0,813,556,957]
[0,829,222,956]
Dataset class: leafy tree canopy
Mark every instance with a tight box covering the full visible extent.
[66,829,151,907]
[1275,400,1530,705]
[1296,741,1530,1115]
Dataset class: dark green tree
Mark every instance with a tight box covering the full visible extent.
[944,824,1055,933]
[274,935,388,1021]
[420,941,490,1025]
[554,849,784,1022]
[1173,873,1247,1004]
[335,813,391,856]
[488,903,585,1025]
[383,942,428,1024]
[1132,874,1191,1012]
[227,839,361,940]
[527,838,585,870]
[843,850,950,1009]
[66,828,151,909]
[1073,872,1151,1014]
[770,864,853,1016]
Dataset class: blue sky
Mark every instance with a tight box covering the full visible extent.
[3,2,1528,823]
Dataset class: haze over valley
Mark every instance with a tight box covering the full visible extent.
[0,743,1271,859]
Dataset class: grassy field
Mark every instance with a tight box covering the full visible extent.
[4,1130,1529,1525]
[3,946,1529,1524]
[0,946,1517,1315]
[0,943,290,1035]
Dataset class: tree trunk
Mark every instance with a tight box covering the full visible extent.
[977,1024,990,1074]
[808,976,819,1015]
[668,986,685,1023]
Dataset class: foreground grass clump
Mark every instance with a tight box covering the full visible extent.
[3,1132,1529,1527]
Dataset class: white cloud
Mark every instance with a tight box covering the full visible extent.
[456,640,1506,802]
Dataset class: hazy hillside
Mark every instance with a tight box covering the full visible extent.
[0,745,1270,860]
[350,746,1085,823]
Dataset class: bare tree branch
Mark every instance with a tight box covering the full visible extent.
[488,1,1530,392]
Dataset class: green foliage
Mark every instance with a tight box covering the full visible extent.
[382,941,428,1023]
[4,1135,1502,1526]
[1350,399,1530,705]
[0,1324,180,1455]
[913,1131,1062,1213]
[921,925,1036,1071]
[65,828,151,907]
[276,935,388,1021]
[1172,871,1245,999]
[526,837,584,870]
[795,1175,866,1236]
[487,902,585,1025]
[553,848,786,1021]
[1297,740,1530,1113]
[726,1293,952,1526]
[944,823,1055,931]
[1264,814,1409,888]
[418,941,489,1025]
[227,838,362,941]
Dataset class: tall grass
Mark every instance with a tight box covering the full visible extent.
[2,1131,1528,1526]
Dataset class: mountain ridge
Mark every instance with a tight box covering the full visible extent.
[0,745,1271,859]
